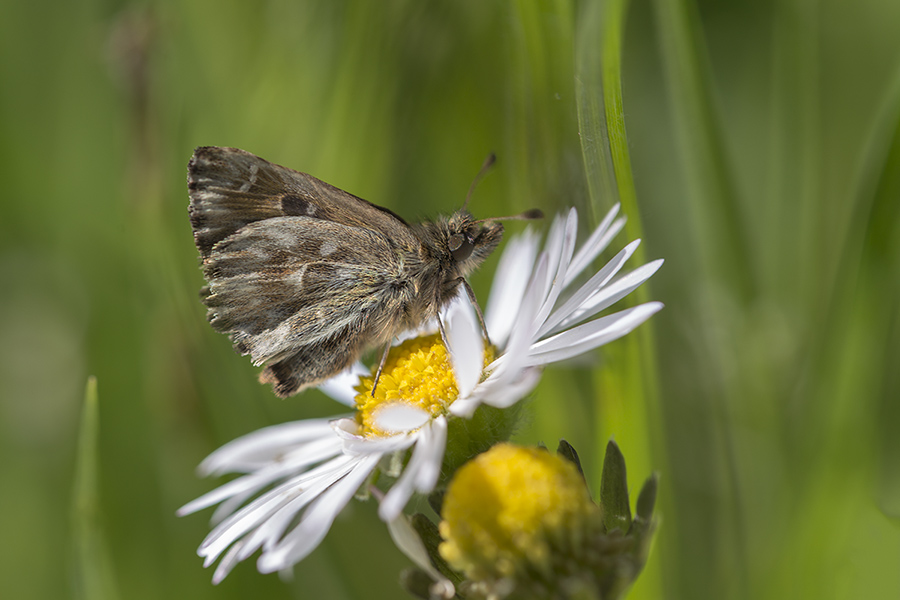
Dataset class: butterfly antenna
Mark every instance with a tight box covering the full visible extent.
[474,208,545,224]
[461,153,497,212]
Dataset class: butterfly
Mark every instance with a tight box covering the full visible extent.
[188,147,540,397]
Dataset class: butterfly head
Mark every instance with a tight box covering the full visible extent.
[446,211,504,268]
[439,153,542,279]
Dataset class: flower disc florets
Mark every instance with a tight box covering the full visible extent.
[354,334,494,437]
[439,443,601,582]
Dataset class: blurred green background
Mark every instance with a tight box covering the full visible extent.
[2,0,899,598]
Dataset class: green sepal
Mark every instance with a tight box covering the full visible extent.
[427,487,446,516]
[410,513,463,586]
[599,440,632,533]
[629,473,659,569]
[399,568,437,600]
[634,472,658,524]
[557,439,588,484]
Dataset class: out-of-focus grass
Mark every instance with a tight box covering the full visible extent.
[72,377,118,600]
[1,1,899,599]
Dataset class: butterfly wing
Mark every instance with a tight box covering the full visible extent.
[187,147,421,396]
[188,146,419,257]
[200,217,406,395]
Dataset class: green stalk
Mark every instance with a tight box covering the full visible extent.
[576,0,665,597]
[652,0,754,300]
[71,377,119,600]
[651,1,753,597]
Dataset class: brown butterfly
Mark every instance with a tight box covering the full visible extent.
[187,147,540,397]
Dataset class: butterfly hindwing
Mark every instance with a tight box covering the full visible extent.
[201,217,405,368]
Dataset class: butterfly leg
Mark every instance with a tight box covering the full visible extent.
[457,278,492,347]
[437,312,452,354]
[371,340,393,396]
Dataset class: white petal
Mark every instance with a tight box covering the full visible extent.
[331,417,362,438]
[178,435,345,518]
[525,302,664,365]
[238,464,364,559]
[486,254,548,379]
[332,419,416,454]
[532,210,578,332]
[178,472,279,518]
[471,366,542,410]
[199,455,357,562]
[447,396,480,418]
[211,539,247,584]
[387,514,455,598]
[378,419,446,520]
[210,436,346,521]
[317,363,368,407]
[198,419,337,475]
[378,470,418,522]
[564,205,625,285]
[440,291,472,322]
[373,404,431,433]
[447,301,483,398]
[539,210,572,297]
[551,259,664,334]
[537,239,641,338]
[413,417,447,492]
[483,228,540,347]
[257,453,381,571]
[344,434,415,455]
[202,497,288,568]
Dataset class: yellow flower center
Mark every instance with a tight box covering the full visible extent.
[354,334,493,437]
[438,443,600,581]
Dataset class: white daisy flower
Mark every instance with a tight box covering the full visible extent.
[178,205,663,582]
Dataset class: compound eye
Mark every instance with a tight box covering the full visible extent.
[449,233,474,262]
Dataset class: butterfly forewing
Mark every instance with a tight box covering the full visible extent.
[188,146,418,256]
